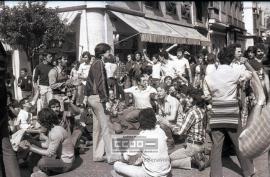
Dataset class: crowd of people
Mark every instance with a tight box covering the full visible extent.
[1,41,270,177]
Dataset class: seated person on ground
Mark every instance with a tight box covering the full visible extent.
[19,108,75,177]
[123,74,157,129]
[155,85,183,150]
[112,108,171,177]
[161,88,208,171]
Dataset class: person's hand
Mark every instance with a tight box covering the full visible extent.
[83,96,88,107]
[80,122,86,127]
[19,140,31,150]
[142,49,147,54]
[240,57,248,65]
[105,102,111,111]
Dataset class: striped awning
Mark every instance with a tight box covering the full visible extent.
[58,10,81,26]
[110,11,211,46]
[110,11,186,44]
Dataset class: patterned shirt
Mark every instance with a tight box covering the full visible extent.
[172,106,206,143]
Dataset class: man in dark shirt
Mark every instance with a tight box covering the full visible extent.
[84,43,121,164]
[34,52,53,108]
[18,68,32,99]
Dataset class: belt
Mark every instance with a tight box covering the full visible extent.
[187,139,203,145]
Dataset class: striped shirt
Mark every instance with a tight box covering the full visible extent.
[172,106,206,143]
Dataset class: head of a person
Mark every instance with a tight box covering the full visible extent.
[197,53,205,64]
[206,53,216,64]
[164,76,173,87]
[109,89,115,101]
[37,108,59,132]
[44,52,53,63]
[187,88,205,108]
[177,47,184,59]
[136,74,149,89]
[138,108,156,130]
[127,54,134,62]
[51,59,57,66]
[81,51,92,64]
[255,44,265,60]
[20,68,27,77]
[156,85,167,100]
[158,51,169,63]
[56,53,68,67]
[72,61,80,70]
[48,99,61,116]
[95,43,112,60]
[244,46,256,60]
[183,51,191,60]
[152,54,159,64]
[218,47,234,65]
[227,43,242,60]
[115,55,120,63]
[134,51,142,62]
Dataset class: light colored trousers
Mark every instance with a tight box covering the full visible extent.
[113,161,151,177]
[88,95,116,162]
[170,143,204,169]
[39,85,53,109]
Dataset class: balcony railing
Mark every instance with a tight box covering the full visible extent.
[221,11,227,23]
[209,10,219,21]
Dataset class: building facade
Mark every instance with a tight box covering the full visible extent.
[57,1,211,61]
[208,1,246,53]
[243,1,266,49]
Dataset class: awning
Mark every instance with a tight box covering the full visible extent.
[168,23,211,46]
[58,11,81,26]
[110,11,211,46]
[110,11,186,44]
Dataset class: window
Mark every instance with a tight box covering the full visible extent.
[181,2,191,19]
[166,2,177,15]
[144,1,159,10]
[195,1,203,21]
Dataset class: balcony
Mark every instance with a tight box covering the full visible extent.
[220,11,227,23]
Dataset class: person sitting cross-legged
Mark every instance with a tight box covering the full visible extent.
[19,108,75,177]
[160,88,208,170]
[111,108,171,177]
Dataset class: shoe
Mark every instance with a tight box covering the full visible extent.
[192,152,206,171]
[31,171,48,177]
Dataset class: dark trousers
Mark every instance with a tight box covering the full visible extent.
[37,157,72,175]
[0,116,21,177]
[210,128,255,177]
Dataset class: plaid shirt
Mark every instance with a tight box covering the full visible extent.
[172,106,206,143]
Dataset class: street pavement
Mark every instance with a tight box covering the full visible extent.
[21,133,269,177]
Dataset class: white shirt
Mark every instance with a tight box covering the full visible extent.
[78,62,91,85]
[173,57,190,76]
[123,125,171,177]
[205,64,217,76]
[161,60,177,78]
[15,109,31,129]
[124,86,157,109]
[204,65,252,100]
[152,62,161,79]
[104,62,117,78]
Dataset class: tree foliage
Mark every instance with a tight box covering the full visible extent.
[0,1,67,67]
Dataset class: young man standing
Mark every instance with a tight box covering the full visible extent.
[166,44,193,84]
[203,47,257,177]
[48,53,69,111]
[34,52,53,108]
[84,43,120,164]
